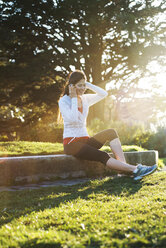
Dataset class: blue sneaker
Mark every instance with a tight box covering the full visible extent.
[133,164,157,181]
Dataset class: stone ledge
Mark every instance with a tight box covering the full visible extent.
[0,150,158,186]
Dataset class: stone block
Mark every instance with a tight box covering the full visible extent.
[0,150,158,186]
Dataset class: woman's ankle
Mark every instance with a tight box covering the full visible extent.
[106,157,136,173]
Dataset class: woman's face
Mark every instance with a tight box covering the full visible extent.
[75,79,86,95]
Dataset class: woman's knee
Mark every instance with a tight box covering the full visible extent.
[107,128,119,141]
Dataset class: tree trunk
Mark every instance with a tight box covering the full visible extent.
[87,34,106,124]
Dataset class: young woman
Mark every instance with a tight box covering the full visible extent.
[59,70,157,180]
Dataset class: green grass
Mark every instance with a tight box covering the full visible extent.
[0,142,148,157]
[0,172,166,247]
[159,158,166,168]
[101,145,146,153]
[0,141,64,157]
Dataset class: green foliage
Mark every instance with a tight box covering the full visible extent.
[0,172,166,247]
[122,145,146,152]
[100,145,146,153]
[132,131,152,148]
[133,127,166,157]
[147,127,166,157]
[87,118,106,136]
[0,0,166,134]
[18,123,64,143]
[0,0,65,135]
[88,118,145,145]
[158,158,166,168]
[88,119,166,157]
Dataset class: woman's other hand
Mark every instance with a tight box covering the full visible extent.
[69,84,77,98]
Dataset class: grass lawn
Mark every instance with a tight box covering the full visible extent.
[0,141,64,157]
[0,172,166,247]
[0,142,146,157]
[160,158,166,167]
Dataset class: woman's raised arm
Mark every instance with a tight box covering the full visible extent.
[85,82,108,106]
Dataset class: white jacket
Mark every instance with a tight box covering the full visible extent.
[58,82,108,139]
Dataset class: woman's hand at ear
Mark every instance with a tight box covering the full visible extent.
[69,84,77,98]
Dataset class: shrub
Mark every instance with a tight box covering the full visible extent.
[18,123,63,143]
[87,118,107,136]
[88,119,166,157]
[87,118,145,145]
[132,131,152,148]
[147,127,166,157]
[133,127,166,157]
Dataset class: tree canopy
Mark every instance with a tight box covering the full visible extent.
[0,0,165,140]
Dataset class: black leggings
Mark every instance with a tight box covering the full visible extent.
[64,129,118,165]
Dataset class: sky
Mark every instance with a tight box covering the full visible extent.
[138,60,166,96]
[106,60,166,97]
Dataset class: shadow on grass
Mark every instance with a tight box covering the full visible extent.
[20,240,62,248]
[0,175,143,227]
[20,239,103,248]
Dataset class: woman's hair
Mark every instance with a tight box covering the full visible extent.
[63,70,87,95]
[57,70,86,123]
